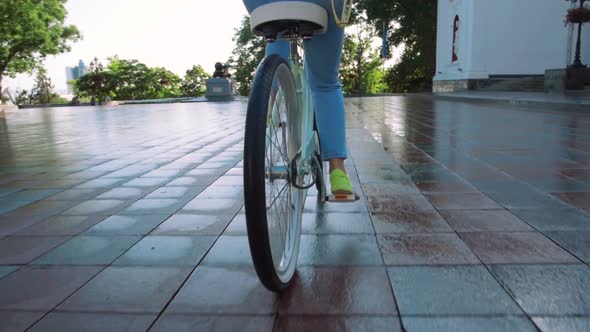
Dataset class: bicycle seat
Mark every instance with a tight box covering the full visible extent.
[250,1,328,41]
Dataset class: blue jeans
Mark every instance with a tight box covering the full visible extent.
[242,0,347,160]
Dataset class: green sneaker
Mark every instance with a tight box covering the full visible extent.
[330,169,353,194]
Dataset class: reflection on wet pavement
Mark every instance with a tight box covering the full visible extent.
[0,97,589,331]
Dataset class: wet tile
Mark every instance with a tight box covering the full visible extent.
[96,187,151,199]
[166,266,277,314]
[553,192,590,213]
[181,198,243,214]
[0,215,46,236]
[197,185,244,199]
[511,208,590,231]
[378,233,479,265]
[102,166,154,178]
[201,235,252,266]
[532,317,590,332]
[279,267,397,315]
[426,193,502,210]
[122,177,170,187]
[0,199,30,214]
[14,215,104,236]
[152,214,231,235]
[371,210,452,234]
[7,189,63,201]
[415,181,478,193]
[75,178,125,189]
[113,235,216,266]
[440,210,534,232]
[225,168,243,176]
[402,317,537,332]
[485,189,568,209]
[367,195,436,214]
[62,199,131,215]
[388,265,522,315]
[212,176,243,186]
[45,188,105,201]
[224,214,247,235]
[185,168,227,177]
[119,198,185,215]
[167,176,216,186]
[544,231,590,263]
[5,200,74,217]
[491,264,590,315]
[305,196,368,213]
[362,182,421,196]
[530,179,590,193]
[301,213,374,234]
[0,265,19,279]
[29,312,156,332]
[58,266,191,313]
[84,214,169,235]
[0,236,69,264]
[144,186,205,199]
[151,314,274,332]
[141,169,185,178]
[32,236,141,265]
[275,316,402,332]
[0,311,46,332]
[298,235,383,266]
[461,232,579,264]
[0,265,102,310]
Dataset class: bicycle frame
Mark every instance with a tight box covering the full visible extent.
[288,40,327,200]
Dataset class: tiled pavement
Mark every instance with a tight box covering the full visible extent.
[0,97,589,331]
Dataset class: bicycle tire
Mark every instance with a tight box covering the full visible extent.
[244,54,303,292]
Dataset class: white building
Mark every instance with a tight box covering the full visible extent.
[434,0,590,91]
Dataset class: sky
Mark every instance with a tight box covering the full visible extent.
[6,0,249,94]
[5,0,399,95]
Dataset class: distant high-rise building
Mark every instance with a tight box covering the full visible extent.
[65,59,89,94]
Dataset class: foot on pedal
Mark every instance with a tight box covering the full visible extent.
[328,169,359,203]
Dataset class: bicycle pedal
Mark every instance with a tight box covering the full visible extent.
[326,193,360,203]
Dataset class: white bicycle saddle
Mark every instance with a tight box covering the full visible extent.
[250,1,328,40]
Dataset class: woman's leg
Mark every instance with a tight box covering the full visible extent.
[303,12,347,173]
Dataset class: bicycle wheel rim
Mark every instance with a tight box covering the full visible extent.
[264,63,302,284]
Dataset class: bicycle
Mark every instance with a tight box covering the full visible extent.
[243,0,356,292]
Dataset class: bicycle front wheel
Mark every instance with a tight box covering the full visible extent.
[244,55,304,292]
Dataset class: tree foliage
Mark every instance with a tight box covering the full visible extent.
[14,67,66,105]
[0,0,80,99]
[358,0,437,92]
[106,57,180,100]
[339,23,385,95]
[228,16,265,96]
[181,65,210,97]
[74,57,209,101]
[74,71,116,104]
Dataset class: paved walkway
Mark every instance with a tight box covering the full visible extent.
[0,97,589,331]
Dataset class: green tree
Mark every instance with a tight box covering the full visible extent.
[340,24,385,95]
[181,65,210,97]
[149,66,182,99]
[31,68,56,104]
[74,71,116,104]
[358,0,437,92]
[75,57,183,101]
[106,58,182,100]
[0,0,80,100]
[228,16,265,96]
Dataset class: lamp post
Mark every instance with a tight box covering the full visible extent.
[88,57,105,105]
[569,0,588,68]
